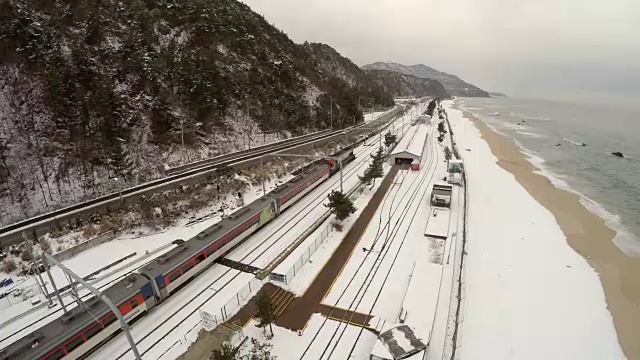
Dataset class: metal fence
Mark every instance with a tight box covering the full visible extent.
[446,169,469,360]
[270,221,334,285]
[200,277,265,329]
[0,281,43,311]
[438,107,468,360]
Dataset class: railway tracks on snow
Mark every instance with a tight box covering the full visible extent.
[97,130,399,360]
[0,107,403,248]
[298,123,441,360]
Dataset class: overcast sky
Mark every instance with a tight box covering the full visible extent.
[242,0,639,104]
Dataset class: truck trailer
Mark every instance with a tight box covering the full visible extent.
[430,183,453,208]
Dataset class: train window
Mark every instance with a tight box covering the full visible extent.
[195,253,206,265]
[45,348,65,360]
[205,246,216,257]
[130,298,139,309]
[182,261,194,273]
[65,335,85,353]
[102,313,116,327]
[85,323,102,340]
[168,271,180,282]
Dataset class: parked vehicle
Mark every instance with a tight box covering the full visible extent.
[430,184,453,208]
[0,149,357,360]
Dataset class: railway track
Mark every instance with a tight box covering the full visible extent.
[298,123,441,360]
[0,107,403,248]
[97,121,404,360]
[0,105,415,360]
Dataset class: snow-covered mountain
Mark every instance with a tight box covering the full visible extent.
[362,62,490,97]
[0,0,393,225]
[301,43,394,109]
[364,69,449,98]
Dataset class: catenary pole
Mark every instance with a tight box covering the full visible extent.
[43,253,143,360]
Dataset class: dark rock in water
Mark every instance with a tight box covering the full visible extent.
[580,143,587,146]
[611,152,625,158]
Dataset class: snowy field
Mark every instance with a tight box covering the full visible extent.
[83,104,426,360]
[0,103,430,360]
[444,100,625,360]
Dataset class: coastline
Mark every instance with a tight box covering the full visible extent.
[460,107,640,359]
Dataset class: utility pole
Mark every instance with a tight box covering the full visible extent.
[246,103,252,149]
[260,156,266,196]
[339,159,343,193]
[42,256,67,314]
[42,253,143,360]
[113,178,123,206]
[23,231,51,307]
[330,96,333,131]
[180,119,188,162]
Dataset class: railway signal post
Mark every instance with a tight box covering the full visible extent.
[41,252,143,360]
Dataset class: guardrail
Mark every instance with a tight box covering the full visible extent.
[0,105,403,248]
[165,129,331,176]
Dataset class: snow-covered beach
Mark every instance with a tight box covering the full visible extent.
[444,99,634,359]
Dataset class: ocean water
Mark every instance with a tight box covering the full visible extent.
[458,97,640,257]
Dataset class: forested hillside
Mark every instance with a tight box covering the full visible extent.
[0,0,391,224]
[364,69,449,98]
[301,43,394,110]
[362,62,490,97]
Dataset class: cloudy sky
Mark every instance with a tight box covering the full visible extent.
[243,0,639,104]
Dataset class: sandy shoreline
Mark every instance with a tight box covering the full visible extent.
[460,108,640,359]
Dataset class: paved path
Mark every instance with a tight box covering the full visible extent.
[276,167,399,331]
[317,304,379,335]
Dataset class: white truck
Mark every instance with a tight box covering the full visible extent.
[447,159,464,185]
[431,183,452,208]
[448,172,463,185]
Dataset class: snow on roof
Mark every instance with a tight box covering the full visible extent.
[373,324,426,360]
[401,241,443,344]
[424,208,451,239]
[391,124,429,159]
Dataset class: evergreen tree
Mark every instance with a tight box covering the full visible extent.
[426,99,437,116]
[326,190,356,222]
[384,132,397,148]
[210,343,237,360]
[359,147,385,188]
[255,292,276,337]
[249,339,277,360]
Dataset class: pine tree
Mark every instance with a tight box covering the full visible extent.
[255,292,276,337]
[326,190,356,222]
[384,132,397,148]
[249,339,277,360]
[210,343,237,360]
[359,148,385,188]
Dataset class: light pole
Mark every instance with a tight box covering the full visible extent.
[41,253,143,360]
[180,119,189,162]
[113,177,123,206]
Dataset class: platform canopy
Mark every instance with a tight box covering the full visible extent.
[390,124,429,165]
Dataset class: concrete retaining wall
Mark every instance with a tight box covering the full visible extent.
[53,231,115,262]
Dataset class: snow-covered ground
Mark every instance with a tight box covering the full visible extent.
[444,100,625,360]
[363,111,387,123]
[83,104,427,360]
[0,101,427,359]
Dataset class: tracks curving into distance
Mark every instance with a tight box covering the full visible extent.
[298,124,441,360]
[106,128,398,360]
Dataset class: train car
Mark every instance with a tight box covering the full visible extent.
[277,163,330,212]
[325,147,357,176]
[1,161,337,360]
[0,274,154,360]
[139,197,279,300]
